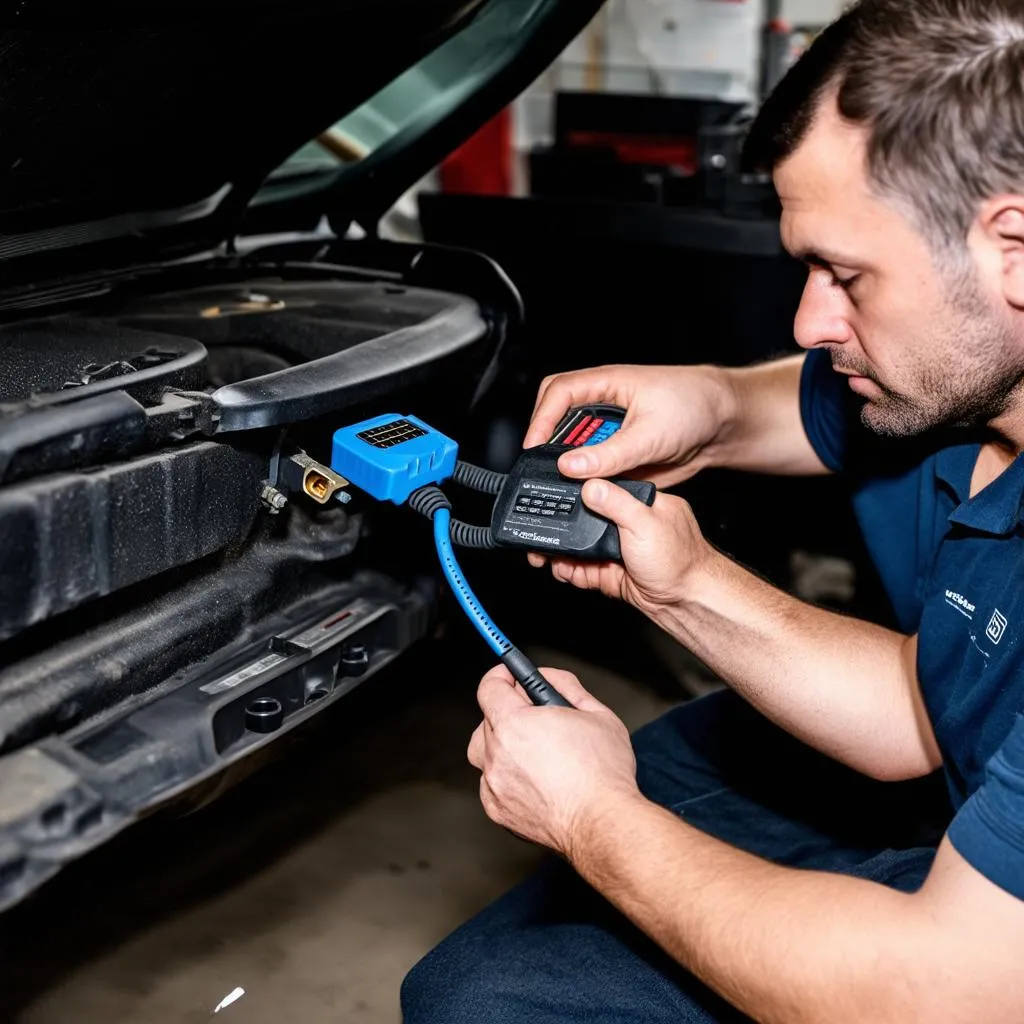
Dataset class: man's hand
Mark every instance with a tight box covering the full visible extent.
[541,480,713,616]
[467,666,640,859]
[524,364,737,488]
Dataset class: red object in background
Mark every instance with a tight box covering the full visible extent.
[439,107,513,196]
[565,130,698,172]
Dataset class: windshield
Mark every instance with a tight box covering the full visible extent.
[254,0,552,193]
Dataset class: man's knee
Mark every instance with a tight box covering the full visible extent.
[400,947,458,1023]
[401,942,520,1024]
[631,690,751,809]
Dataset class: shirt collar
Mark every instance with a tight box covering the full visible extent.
[939,443,1024,535]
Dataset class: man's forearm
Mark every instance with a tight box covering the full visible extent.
[570,794,959,1024]
[650,553,939,781]
[702,354,829,477]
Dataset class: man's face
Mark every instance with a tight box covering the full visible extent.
[775,97,1024,437]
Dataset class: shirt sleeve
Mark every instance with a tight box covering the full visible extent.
[799,347,850,473]
[948,713,1024,900]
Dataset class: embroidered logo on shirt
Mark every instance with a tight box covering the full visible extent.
[986,608,1008,645]
[945,591,976,620]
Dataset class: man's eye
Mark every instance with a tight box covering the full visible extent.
[832,272,860,293]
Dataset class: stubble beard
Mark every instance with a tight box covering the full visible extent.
[848,285,1024,438]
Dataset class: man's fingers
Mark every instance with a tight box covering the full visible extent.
[523,370,619,450]
[523,397,566,449]
[479,775,499,821]
[549,559,626,600]
[526,373,559,433]
[580,478,656,537]
[533,667,609,715]
[467,721,486,769]
[478,664,531,724]
[550,559,594,588]
[523,373,574,449]
[556,430,649,481]
[550,558,575,583]
[477,662,602,716]
[527,552,547,569]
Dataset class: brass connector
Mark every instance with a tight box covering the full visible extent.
[305,469,333,501]
[283,452,350,505]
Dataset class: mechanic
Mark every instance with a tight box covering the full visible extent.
[402,1,1024,1021]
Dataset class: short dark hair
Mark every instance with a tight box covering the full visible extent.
[744,0,1024,252]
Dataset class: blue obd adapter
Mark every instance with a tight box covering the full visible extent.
[331,414,459,504]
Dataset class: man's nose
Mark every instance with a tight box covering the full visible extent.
[793,271,853,350]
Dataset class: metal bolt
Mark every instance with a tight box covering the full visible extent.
[339,641,370,677]
[261,484,288,511]
[710,153,727,170]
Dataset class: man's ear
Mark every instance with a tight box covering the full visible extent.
[975,198,1024,309]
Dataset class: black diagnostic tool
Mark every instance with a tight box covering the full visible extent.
[489,405,656,562]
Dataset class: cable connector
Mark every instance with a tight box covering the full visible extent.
[409,486,495,550]
[453,461,507,496]
[279,451,351,505]
[407,485,451,520]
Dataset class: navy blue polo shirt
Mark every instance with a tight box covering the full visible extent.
[801,348,1024,900]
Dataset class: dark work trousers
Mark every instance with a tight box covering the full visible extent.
[401,689,951,1023]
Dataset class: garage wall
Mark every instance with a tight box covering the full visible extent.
[514,0,764,162]
[781,0,845,26]
[511,0,846,190]
[562,0,765,101]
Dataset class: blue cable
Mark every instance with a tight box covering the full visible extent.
[433,508,512,657]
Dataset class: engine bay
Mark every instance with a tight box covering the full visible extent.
[0,241,517,911]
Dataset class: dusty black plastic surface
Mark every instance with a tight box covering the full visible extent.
[233,241,524,411]
[0,319,206,406]
[0,391,147,485]
[0,571,433,913]
[209,290,488,433]
[0,441,264,645]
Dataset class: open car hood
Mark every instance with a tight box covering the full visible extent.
[0,0,603,280]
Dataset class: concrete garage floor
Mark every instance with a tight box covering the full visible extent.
[0,619,681,1024]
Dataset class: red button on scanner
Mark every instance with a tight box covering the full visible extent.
[563,415,592,446]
